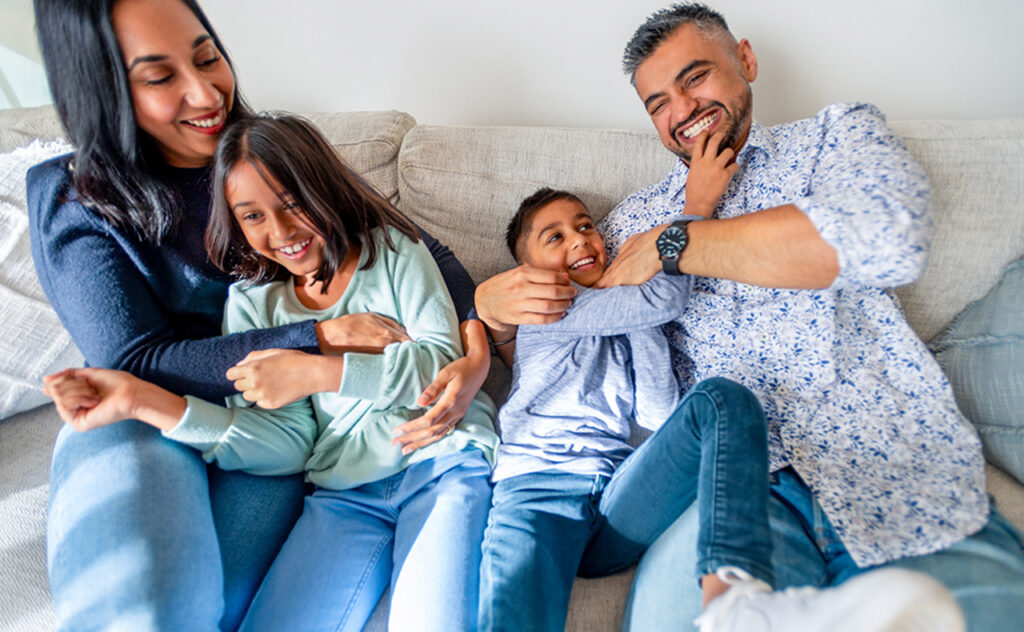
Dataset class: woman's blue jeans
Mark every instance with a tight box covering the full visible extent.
[47,420,306,631]
[479,377,771,632]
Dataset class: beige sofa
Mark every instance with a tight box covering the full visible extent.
[1,105,1021,631]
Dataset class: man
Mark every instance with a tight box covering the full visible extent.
[475,3,1024,630]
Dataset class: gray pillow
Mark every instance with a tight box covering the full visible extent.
[930,257,1024,484]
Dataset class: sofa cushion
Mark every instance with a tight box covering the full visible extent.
[302,111,416,202]
[0,138,83,419]
[930,257,1024,484]
[396,124,674,285]
[891,119,1024,343]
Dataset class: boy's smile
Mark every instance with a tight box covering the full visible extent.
[521,198,607,287]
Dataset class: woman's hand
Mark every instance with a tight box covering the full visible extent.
[315,312,410,355]
[392,320,491,455]
[227,349,343,409]
[43,368,185,432]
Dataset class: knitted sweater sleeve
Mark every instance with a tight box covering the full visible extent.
[27,157,319,402]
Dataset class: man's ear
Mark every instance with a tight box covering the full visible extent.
[736,38,758,82]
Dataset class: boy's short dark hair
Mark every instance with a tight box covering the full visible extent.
[506,188,587,262]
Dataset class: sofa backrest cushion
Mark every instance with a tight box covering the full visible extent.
[397,117,1024,344]
[891,119,1024,342]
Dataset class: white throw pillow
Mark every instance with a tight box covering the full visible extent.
[0,138,83,420]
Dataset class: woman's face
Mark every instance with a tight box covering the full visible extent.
[112,0,235,168]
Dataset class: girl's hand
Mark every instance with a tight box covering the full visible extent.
[315,312,410,355]
[43,368,185,432]
[685,130,739,218]
[392,320,491,455]
[227,349,343,409]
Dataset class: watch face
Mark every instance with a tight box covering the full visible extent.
[656,225,687,258]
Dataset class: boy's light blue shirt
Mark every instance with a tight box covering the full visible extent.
[492,271,694,482]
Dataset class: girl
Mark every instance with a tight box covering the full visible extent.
[30,1,490,628]
[45,113,499,632]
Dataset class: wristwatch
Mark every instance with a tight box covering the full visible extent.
[655,220,692,275]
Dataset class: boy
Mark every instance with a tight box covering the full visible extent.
[479,132,962,632]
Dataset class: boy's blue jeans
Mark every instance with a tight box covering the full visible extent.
[479,377,771,632]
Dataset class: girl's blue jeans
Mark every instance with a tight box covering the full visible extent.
[479,377,771,632]
[239,450,492,632]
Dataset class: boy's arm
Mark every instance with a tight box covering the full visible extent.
[535,272,693,340]
[628,327,682,430]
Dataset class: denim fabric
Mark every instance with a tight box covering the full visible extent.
[239,450,492,632]
[47,421,306,632]
[623,467,1024,631]
[480,378,771,632]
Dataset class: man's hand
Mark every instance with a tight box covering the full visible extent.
[227,349,342,409]
[474,264,577,338]
[685,130,739,217]
[594,224,666,288]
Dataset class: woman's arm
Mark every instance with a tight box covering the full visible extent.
[27,159,412,402]
[27,159,320,401]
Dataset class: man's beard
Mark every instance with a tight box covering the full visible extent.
[670,86,753,164]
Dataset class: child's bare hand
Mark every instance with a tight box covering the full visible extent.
[228,348,340,409]
[43,368,140,431]
[685,130,738,217]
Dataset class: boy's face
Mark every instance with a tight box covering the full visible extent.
[520,198,607,287]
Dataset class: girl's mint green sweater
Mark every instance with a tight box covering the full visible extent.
[163,227,498,490]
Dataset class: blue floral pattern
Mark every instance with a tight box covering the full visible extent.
[599,103,988,567]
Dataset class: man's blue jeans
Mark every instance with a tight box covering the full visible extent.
[479,378,771,632]
[624,467,1024,630]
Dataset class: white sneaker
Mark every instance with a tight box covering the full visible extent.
[694,566,965,632]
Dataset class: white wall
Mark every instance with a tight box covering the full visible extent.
[204,0,1024,130]
[3,0,1024,127]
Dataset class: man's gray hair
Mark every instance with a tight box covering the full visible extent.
[622,3,732,84]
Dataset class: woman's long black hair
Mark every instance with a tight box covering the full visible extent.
[206,113,418,293]
[33,0,252,243]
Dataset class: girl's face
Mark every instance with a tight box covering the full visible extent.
[226,160,327,286]
[112,0,235,168]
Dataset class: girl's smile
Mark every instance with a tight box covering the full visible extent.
[226,160,326,286]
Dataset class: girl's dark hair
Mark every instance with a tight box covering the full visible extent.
[505,187,586,262]
[33,0,252,243]
[206,113,418,292]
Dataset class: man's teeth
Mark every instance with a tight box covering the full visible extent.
[278,239,310,255]
[681,113,715,139]
[570,257,594,270]
[187,111,225,128]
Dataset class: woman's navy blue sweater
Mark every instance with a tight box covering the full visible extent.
[27,154,476,403]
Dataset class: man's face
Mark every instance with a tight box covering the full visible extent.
[634,24,757,163]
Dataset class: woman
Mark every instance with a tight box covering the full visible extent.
[29,0,490,629]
